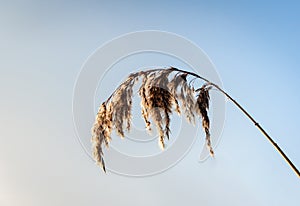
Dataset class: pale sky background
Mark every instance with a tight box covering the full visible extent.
[1,0,300,206]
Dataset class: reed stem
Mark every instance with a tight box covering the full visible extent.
[171,67,300,178]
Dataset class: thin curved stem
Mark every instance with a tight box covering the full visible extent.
[101,66,299,177]
[170,67,300,178]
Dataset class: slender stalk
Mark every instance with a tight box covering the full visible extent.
[96,66,299,177]
[171,67,300,178]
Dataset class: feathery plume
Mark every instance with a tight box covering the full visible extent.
[146,70,173,148]
[91,103,109,172]
[91,67,214,172]
[196,84,214,156]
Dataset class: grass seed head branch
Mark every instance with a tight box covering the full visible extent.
[91,67,300,178]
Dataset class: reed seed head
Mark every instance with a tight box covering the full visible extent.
[91,68,215,172]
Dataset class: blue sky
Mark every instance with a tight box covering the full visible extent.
[1,0,300,205]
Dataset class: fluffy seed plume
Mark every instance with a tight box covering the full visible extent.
[91,103,109,172]
[146,70,173,149]
[196,84,214,156]
[91,67,215,172]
